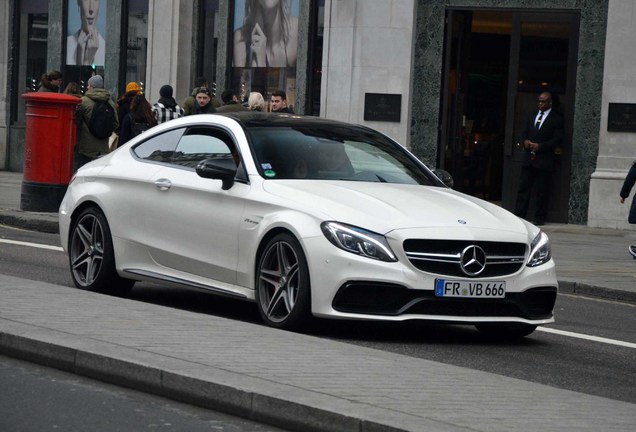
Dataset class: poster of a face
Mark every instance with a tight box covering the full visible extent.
[232,0,300,68]
[66,0,107,66]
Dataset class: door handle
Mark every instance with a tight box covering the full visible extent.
[154,178,172,191]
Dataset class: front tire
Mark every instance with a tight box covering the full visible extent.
[256,233,311,330]
[69,207,135,296]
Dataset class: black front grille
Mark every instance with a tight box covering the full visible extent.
[403,239,527,278]
[332,282,556,320]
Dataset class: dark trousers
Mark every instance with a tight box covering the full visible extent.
[514,166,552,223]
[73,152,94,173]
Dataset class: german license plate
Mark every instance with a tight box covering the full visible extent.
[435,279,506,298]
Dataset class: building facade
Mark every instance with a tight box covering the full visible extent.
[1,0,634,229]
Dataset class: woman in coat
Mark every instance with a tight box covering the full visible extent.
[119,94,157,146]
[37,70,63,93]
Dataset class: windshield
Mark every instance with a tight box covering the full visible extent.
[246,126,437,185]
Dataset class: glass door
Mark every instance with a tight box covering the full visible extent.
[501,13,578,222]
[440,9,578,222]
[440,10,472,192]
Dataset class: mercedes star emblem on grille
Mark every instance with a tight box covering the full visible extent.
[460,245,487,276]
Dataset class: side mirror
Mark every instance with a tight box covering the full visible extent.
[196,157,237,190]
[433,168,454,188]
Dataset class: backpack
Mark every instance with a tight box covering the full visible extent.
[88,100,116,139]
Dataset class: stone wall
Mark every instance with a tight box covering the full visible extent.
[321,0,417,148]
[589,0,636,229]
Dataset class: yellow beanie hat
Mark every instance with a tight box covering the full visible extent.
[125,82,141,94]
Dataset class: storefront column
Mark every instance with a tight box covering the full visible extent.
[105,0,124,95]
[47,0,64,73]
[146,0,194,104]
[214,1,230,96]
[321,0,416,147]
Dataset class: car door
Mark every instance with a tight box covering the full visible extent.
[101,128,185,249]
[140,126,249,286]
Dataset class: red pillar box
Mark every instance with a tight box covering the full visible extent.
[21,92,80,212]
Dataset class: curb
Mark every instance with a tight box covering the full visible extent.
[0,211,59,234]
[557,280,636,304]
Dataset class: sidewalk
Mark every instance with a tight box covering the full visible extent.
[0,170,59,233]
[1,170,636,431]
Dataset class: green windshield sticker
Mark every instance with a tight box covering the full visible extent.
[264,170,276,177]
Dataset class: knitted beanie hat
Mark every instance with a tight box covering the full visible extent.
[159,85,174,98]
[87,75,104,88]
[126,82,141,94]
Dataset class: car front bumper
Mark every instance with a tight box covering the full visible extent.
[303,236,557,325]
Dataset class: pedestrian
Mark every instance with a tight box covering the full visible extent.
[116,81,142,132]
[619,160,636,258]
[152,84,184,124]
[194,87,217,114]
[248,91,265,111]
[183,76,208,116]
[270,89,294,113]
[37,70,63,93]
[119,94,157,145]
[513,91,563,226]
[63,81,82,97]
[74,74,118,171]
[183,77,221,115]
[217,89,249,112]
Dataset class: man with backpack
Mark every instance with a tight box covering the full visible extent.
[74,75,118,171]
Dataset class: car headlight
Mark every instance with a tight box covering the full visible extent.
[527,231,551,267]
[321,222,397,262]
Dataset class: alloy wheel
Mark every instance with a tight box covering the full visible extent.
[258,240,302,324]
[70,212,105,287]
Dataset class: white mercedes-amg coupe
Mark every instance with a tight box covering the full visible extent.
[59,112,557,338]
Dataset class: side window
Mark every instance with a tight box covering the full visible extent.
[133,128,185,162]
[132,126,244,179]
[172,127,238,168]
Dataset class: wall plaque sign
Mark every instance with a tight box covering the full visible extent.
[364,93,401,122]
[608,103,636,132]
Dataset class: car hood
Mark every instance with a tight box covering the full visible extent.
[262,180,529,236]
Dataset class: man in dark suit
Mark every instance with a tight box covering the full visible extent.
[514,91,564,226]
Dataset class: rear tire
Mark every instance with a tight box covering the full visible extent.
[69,207,135,296]
[475,323,537,339]
[256,233,312,331]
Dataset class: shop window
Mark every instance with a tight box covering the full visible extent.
[230,0,300,110]
[12,0,49,123]
[64,0,108,93]
[61,1,148,96]
[124,0,149,93]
